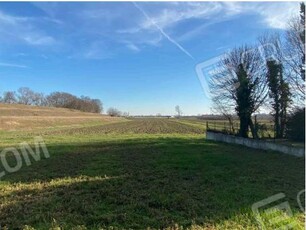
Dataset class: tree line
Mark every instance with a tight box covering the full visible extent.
[0,87,103,114]
[210,2,305,140]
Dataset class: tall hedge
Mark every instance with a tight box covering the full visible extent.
[286,108,305,142]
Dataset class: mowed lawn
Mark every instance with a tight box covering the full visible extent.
[0,118,304,229]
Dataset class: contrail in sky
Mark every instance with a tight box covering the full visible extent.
[133,2,195,61]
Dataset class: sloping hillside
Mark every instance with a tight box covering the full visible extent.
[0,103,125,131]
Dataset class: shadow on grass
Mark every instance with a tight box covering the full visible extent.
[0,136,304,229]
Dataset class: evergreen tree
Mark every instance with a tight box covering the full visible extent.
[235,64,257,138]
[266,60,291,138]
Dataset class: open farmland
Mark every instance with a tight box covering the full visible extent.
[46,118,205,135]
[0,103,125,131]
[0,105,304,230]
[1,1,305,229]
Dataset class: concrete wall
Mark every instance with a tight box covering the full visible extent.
[206,131,305,157]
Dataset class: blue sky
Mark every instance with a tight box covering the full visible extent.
[0,1,300,115]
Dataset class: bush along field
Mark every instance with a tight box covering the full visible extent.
[0,117,304,230]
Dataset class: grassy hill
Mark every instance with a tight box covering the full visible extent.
[0,103,125,131]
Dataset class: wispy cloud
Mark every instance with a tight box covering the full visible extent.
[68,40,114,60]
[140,2,222,31]
[126,2,299,43]
[0,62,28,68]
[254,2,299,29]
[0,1,300,61]
[0,10,56,46]
[214,2,299,29]
[23,34,55,46]
[125,43,140,52]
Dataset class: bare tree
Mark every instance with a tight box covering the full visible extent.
[210,45,267,138]
[258,33,284,63]
[211,99,236,133]
[122,112,130,117]
[258,33,292,138]
[2,87,103,113]
[284,2,305,102]
[175,105,182,118]
[266,60,291,138]
[91,99,103,113]
[46,92,78,108]
[107,107,121,117]
[46,92,103,113]
[17,87,36,105]
[16,87,47,106]
[2,91,17,104]
[31,92,46,106]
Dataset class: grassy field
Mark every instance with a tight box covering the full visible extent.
[0,103,125,131]
[0,105,304,229]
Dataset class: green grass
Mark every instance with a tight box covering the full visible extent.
[0,118,304,229]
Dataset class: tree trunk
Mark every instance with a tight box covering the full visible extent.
[239,114,249,138]
[275,108,281,138]
[249,118,258,139]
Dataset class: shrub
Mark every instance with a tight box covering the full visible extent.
[286,108,305,142]
[107,107,122,117]
[255,123,269,139]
